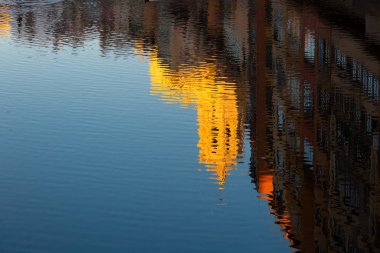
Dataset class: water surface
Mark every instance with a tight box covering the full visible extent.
[0,0,379,252]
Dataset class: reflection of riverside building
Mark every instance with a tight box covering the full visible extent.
[150,52,245,189]
[146,0,250,189]
[249,0,380,251]
[147,0,250,188]
[0,6,11,37]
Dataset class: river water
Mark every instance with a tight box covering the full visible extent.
[0,0,379,252]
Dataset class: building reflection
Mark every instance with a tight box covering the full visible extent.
[0,6,11,37]
[150,51,245,189]
[2,0,380,251]
[251,0,380,251]
[141,0,249,189]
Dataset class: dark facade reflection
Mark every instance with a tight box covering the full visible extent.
[2,0,380,251]
[250,0,380,252]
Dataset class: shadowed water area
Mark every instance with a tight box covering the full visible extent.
[0,0,379,252]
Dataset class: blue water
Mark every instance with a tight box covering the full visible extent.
[0,38,289,252]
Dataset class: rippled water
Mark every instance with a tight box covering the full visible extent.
[0,0,379,252]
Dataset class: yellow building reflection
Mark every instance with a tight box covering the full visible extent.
[149,50,243,189]
[0,7,11,38]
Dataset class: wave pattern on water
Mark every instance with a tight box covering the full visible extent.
[0,0,379,252]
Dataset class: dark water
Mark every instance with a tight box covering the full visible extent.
[0,0,379,252]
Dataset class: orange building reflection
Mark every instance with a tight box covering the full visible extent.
[0,7,11,37]
[149,50,244,189]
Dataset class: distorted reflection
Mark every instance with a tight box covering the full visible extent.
[1,0,380,251]
[150,50,245,189]
[0,6,10,37]
[250,0,380,251]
